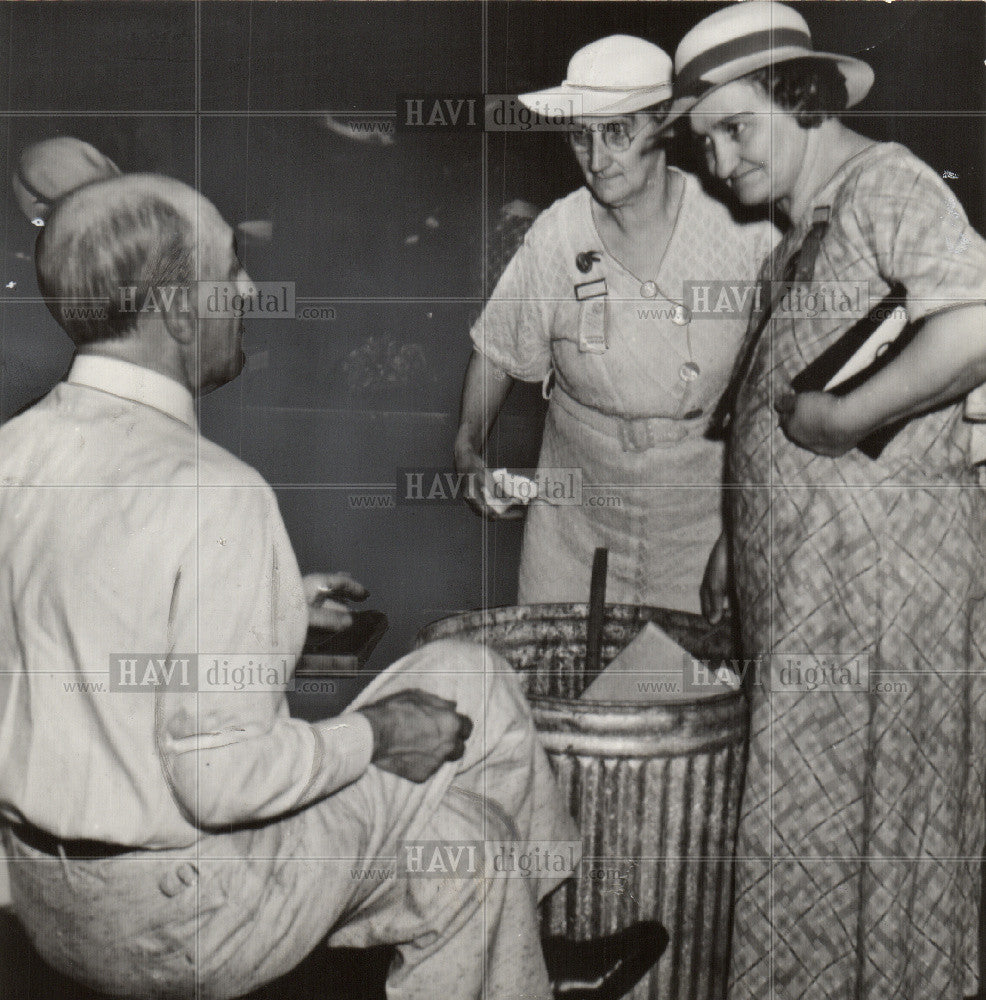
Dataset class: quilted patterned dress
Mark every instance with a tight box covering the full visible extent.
[728,142,986,999]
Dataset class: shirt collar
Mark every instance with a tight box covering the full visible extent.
[67,355,197,429]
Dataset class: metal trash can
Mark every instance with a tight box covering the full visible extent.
[417,603,748,1000]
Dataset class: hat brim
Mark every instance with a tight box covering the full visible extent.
[518,83,673,119]
[659,49,873,133]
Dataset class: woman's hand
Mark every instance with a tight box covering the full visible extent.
[700,532,730,624]
[454,350,521,520]
[775,391,860,457]
[453,435,524,521]
[776,306,986,460]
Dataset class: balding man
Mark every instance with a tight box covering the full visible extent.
[0,174,662,1000]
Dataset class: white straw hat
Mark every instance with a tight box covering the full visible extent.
[664,2,873,128]
[519,35,673,118]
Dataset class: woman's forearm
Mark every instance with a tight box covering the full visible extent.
[454,349,515,457]
[836,304,986,437]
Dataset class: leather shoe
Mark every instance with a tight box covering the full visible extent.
[543,920,669,1000]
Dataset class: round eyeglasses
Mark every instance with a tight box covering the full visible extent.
[567,120,646,154]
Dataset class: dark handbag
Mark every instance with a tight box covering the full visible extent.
[790,282,918,460]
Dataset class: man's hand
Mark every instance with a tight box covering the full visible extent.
[700,532,730,625]
[302,573,368,631]
[357,689,474,783]
[775,391,859,457]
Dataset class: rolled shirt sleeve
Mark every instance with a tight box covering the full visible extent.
[850,159,986,323]
[469,219,555,383]
[154,478,374,830]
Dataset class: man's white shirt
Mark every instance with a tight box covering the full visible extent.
[0,355,373,848]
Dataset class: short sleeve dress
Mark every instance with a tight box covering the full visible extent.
[727,142,986,1000]
[471,168,776,611]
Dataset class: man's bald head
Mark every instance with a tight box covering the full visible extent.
[36,174,227,346]
[14,137,121,224]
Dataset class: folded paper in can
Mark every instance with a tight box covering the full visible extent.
[580,621,697,703]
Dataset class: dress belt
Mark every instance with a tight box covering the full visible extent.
[8,821,133,859]
[550,385,706,453]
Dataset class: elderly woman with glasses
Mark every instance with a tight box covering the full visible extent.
[454,35,775,612]
[673,3,986,998]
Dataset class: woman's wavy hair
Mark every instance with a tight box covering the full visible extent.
[744,57,849,128]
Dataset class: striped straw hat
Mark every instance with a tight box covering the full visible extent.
[664,2,873,128]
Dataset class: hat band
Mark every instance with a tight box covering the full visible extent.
[675,27,811,99]
[560,81,671,94]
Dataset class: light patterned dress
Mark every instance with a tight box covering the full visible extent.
[728,142,986,999]
[472,170,775,611]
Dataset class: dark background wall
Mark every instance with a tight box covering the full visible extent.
[0,1,982,672]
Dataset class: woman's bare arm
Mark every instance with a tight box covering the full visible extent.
[454,349,520,517]
[778,304,986,456]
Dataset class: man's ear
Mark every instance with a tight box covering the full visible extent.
[160,291,196,346]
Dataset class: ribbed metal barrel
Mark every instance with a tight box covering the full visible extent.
[417,603,748,1000]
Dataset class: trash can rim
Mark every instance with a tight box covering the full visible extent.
[416,602,743,710]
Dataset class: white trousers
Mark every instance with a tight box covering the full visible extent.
[5,639,580,1000]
